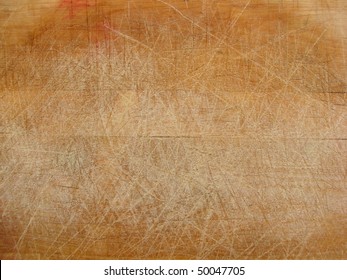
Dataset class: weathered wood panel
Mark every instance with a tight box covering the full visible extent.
[0,0,346,259]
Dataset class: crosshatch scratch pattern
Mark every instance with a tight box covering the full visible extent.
[0,0,346,259]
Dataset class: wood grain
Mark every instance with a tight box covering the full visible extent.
[0,0,346,259]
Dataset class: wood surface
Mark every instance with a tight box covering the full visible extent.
[0,0,346,259]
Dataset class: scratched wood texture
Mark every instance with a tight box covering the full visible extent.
[0,0,346,259]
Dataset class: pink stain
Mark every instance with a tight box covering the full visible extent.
[91,20,115,47]
[59,0,95,18]
[58,1,116,45]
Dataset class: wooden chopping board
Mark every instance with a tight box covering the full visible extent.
[0,0,346,259]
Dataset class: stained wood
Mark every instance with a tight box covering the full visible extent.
[0,0,346,259]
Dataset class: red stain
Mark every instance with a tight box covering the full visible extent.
[91,20,115,47]
[59,0,95,18]
[58,1,115,45]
